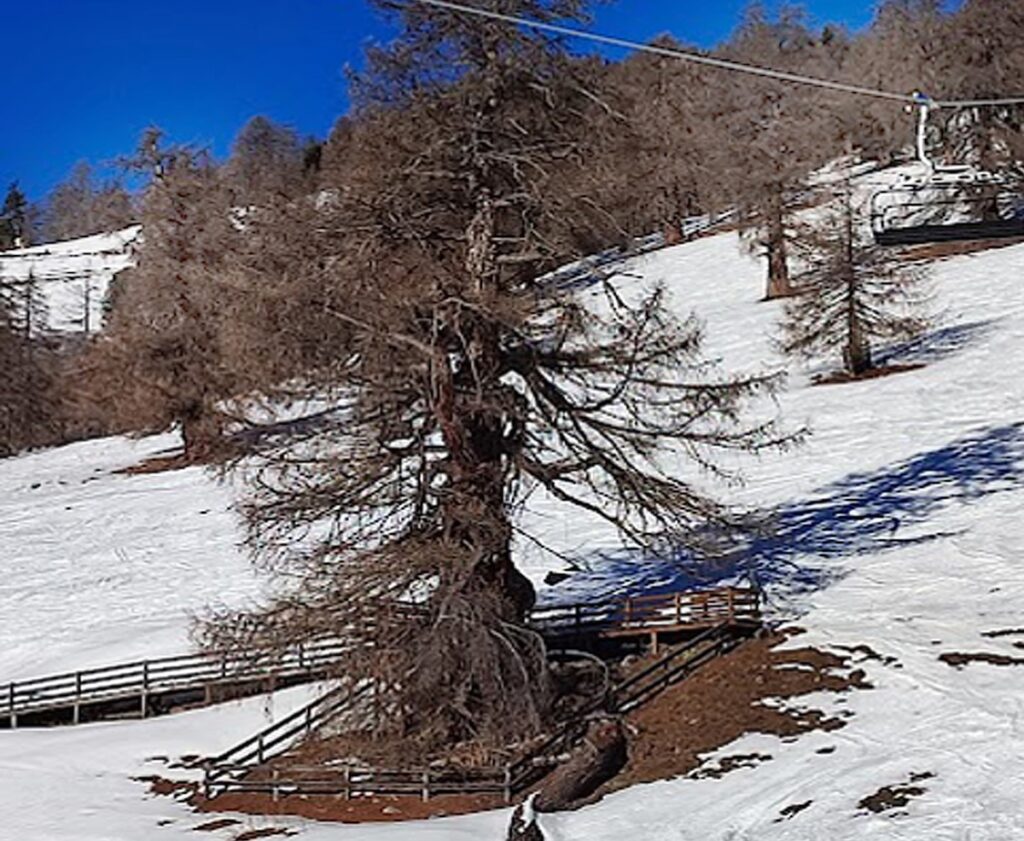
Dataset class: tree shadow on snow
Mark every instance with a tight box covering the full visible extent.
[540,422,1024,610]
[875,318,999,367]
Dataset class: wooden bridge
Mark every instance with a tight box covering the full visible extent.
[1,639,345,729]
[201,586,762,803]
[1,585,758,734]
[529,586,760,653]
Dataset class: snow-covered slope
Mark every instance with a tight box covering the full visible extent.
[3,221,1024,838]
[0,226,139,334]
[0,433,266,680]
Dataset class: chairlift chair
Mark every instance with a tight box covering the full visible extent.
[870,93,1024,246]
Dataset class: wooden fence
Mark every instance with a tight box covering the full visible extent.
[529,586,760,642]
[203,613,759,802]
[3,639,346,728]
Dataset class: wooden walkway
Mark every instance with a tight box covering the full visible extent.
[1,584,758,737]
[201,586,762,802]
[530,586,760,652]
[1,640,345,728]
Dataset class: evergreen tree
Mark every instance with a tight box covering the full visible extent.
[1,182,28,249]
[43,162,135,242]
[224,115,307,206]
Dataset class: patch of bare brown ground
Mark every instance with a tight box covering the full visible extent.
[194,630,871,823]
[940,651,1024,668]
[899,237,1024,262]
[234,829,296,841]
[857,772,934,814]
[116,451,201,475]
[193,818,241,832]
[813,363,925,386]
[600,629,871,794]
[196,791,506,823]
[135,774,199,799]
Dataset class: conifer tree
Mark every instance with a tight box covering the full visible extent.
[778,186,932,376]
[209,0,791,757]
[0,182,28,249]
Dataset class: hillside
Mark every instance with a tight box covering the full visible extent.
[3,222,1024,839]
[0,226,139,335]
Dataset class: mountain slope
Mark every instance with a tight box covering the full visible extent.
[2,222,1024,839]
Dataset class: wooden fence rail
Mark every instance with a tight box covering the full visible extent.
[3,639,346,727]
[529,586,759,641]
[203,595,760,803]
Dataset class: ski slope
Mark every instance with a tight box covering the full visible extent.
[3,222,1024,838]
[0,226,139,334]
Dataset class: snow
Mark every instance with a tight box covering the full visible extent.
[4,189,1024,837]
[0,432,266,680]
[0,226,139,334]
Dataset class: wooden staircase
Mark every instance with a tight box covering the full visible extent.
[200,612,760,803]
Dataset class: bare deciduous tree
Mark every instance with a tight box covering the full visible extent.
[42,162,135,243]
[778,185,932,376]
[201,0,791,761]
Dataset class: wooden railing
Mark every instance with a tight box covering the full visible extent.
[529,586,760,640]
[612,622,744,713]
[203,611,759,803]
[209,762,513,802]
[3,639,346,727]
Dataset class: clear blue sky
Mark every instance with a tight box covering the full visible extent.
[2,1,952,201]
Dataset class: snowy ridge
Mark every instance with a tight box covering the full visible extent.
[4,216,1024,836]
[0,226,139,334]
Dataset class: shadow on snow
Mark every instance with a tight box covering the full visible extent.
[539,422,1024,611]
[876,318,999,367]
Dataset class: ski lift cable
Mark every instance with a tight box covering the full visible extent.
[411,0,1024,110]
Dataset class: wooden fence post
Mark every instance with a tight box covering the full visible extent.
[343,765,351,800]
[8,682,15,729]
[272,768,280,803]
[73,672,82,725]
[421,769,430,802]
[503,766,513,803]
[257,735,265,764]
[140,662,149,719]
[675,592,682,625]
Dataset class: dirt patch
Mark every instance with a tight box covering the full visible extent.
[775,800,813,822]
[197,792,506,824]
[234,829,296,841]
[940,651,1024,669]
[812,363,925,386]
[833,644,901,668]
[858,772,934,814]
[194,818,241,832]
[689,752,773,780]
[601,631,870,793]
[115,444,236,475]
[116,451,197,475]
[982,628,1024,639]
[134,775,199,800]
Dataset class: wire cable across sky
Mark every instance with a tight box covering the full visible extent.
[411,0,1024,110]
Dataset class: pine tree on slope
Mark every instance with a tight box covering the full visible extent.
[778,186,932,377]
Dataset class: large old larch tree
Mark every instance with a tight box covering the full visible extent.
[206,0,790,757]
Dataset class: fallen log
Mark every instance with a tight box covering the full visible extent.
[533,716,628,812]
